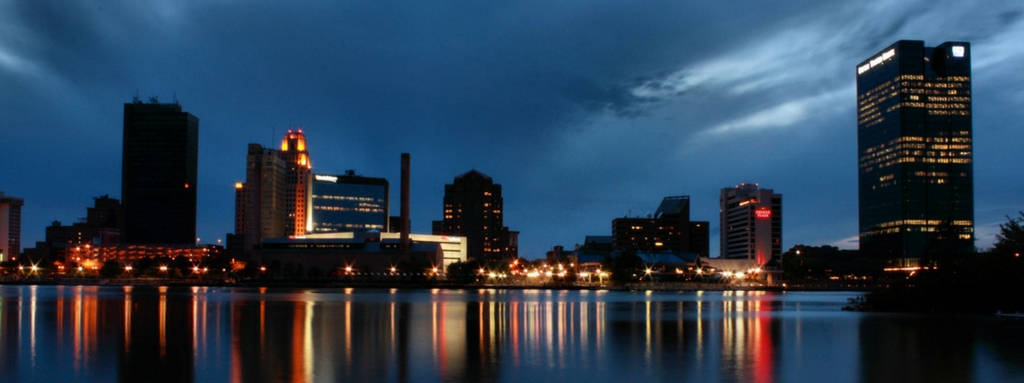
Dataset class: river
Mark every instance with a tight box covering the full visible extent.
[0,285,1021,382]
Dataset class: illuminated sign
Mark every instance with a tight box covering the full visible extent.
[314,175,338,182]
[858,48,896,75]
[952,45,965,58]
[755,207,772,219]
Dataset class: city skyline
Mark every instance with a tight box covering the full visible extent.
[3,2,1024,259]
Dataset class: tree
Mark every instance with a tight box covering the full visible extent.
[99,260,121,278]
[994,211,1024,256]
[602,251,643,284]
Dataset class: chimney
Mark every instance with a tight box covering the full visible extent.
[400,153,410,254]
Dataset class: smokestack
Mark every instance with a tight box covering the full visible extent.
[400,153,410,254]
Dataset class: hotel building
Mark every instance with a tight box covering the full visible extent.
[720,184,781,265]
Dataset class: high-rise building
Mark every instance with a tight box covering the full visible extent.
[121,100,198,245]
[856,40,974,266]
[435,170,516,261]
[279,130,312,236]
[611,196,710,257]
[720,183,781,265]
[0,193,23,262]
[236,130,314,251]
[311,171,389,233]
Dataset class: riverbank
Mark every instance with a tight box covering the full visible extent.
[0,277,871,292]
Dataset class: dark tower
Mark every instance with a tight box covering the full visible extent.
[121,100,198,245]
[857,41,974,266]
[400,153,410,254]
[438,170,511,261]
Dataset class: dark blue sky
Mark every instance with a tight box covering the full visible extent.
[2,1,1022,258]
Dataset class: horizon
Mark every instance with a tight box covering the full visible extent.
[4,1,1024,258]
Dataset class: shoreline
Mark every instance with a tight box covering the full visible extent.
[0,278,871,292]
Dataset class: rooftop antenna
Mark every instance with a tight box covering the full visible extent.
[132,89,141,104]
[172,92,179,105]
[148,96,159,104]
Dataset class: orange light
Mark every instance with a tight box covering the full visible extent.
[234,182,243,189]
[184,182,190,189]
[281,139,289,151]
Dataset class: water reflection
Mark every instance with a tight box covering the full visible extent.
[0,286,1021,382]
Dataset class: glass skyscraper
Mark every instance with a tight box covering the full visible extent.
[856,40,974,266]
[310,171,389,233]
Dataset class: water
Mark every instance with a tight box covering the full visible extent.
[0,285,1021,382]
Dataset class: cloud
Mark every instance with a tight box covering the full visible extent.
[696,86,851,139]
[832,235,859,250]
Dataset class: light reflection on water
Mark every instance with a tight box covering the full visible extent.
[0,285,1022,382]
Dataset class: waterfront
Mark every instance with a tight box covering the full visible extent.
[0,286,1022,382]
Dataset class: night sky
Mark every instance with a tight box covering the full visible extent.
[3,1,1023,258]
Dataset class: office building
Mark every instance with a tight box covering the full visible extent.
[279,130,312,236]
[0,193,23,262]
[857,40,974,266]
[236,130,313,251]
[720,183,781,265]
[434,170,517,261]
[611,196,710,257]
[121,99,198,245]
[24,195,122,262]
[311,171,389,233]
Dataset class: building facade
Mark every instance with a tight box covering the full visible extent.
[611,196,710,257]
[279,130,312,236]
[856,40,974,266]
[434,170,517,261]
[236,130,313,252]
[0,192,23,262]
[720,184,781,265]
[311,171,389,233]
[121,100,198,245]
[25,195,122,262]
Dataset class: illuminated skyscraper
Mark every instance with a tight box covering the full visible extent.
[856,40,974,266]
[719,184,781,265]
[121,100,198,245]
[279,130,313,236]
[236,130,313,251]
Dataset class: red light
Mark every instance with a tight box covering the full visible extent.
[184,183,190,189]
[755,207,772,219]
